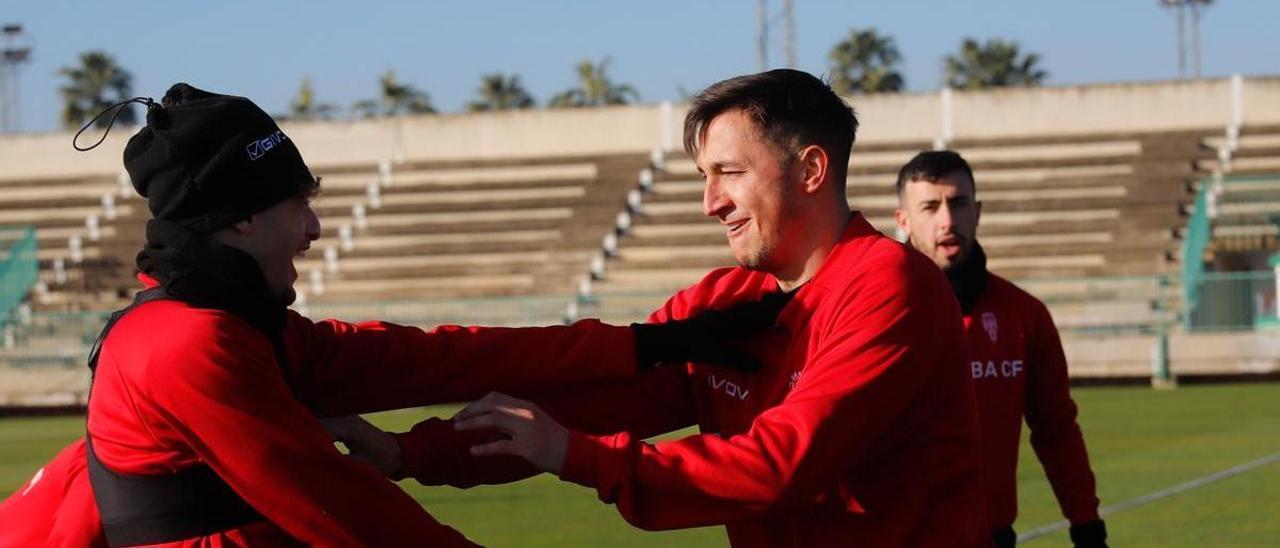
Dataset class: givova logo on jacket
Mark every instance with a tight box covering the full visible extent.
[707,373,750,401]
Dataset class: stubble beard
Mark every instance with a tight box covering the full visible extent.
[737,184,798,274]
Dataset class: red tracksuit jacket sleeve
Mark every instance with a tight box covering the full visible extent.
[397,366,697,487]
[1024,304,1101,525]
[396,298,698,487]
[558,272,954,530]
[102,310,478,547]
[283,313,637,416]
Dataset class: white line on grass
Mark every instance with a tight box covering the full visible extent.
[1018,450,1280,543]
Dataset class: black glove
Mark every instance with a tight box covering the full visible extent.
[632,289,795,372]
[1069,519,1108,548]
[991,527,1016,548]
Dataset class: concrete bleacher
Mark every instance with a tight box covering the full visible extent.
[294,156,646,302]
[1199,125,1280,175]
[0,172,140,311]
[0,155,647,312]
[1210,177,1280,252]
[1197,125,1280,257]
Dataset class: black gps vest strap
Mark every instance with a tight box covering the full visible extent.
[85,437,263,546]
[86,287,265,546]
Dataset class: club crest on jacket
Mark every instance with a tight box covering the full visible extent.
[982,312,998,343]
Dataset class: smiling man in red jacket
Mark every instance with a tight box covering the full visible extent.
[893,150,1107,548]
[0,84,780,548]
[339,69,990,547]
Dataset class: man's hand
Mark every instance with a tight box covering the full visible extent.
[452,392,569,475]
[320,415,403,478]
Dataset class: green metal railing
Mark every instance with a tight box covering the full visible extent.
[1181,174,1280,323]
[1182,180,1212,315]
[0,227,38,327]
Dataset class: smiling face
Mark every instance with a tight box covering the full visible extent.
[227,194,321,304]
[895,170,982,272]
[696,109,805,273]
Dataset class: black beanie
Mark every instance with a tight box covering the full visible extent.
[123,83,315,233]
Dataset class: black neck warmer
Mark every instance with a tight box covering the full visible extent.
[135,219,287,341]
[946,240,989,315]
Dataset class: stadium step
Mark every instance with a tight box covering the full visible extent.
[0,205,137,225]
[315,162,597,190]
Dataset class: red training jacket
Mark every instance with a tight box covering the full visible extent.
[0,274,636,547]
[400,215,990,547]
[965,273,1101,529]
[0,440,104,548]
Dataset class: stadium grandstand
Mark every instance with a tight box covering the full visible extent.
[1,75,1279,406]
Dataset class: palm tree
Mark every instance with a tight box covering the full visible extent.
[944,38,1049,89]
[828,28,905,95]
[549,57,638,108]
[287,77,339,121]
[467,72,536,112]
[352,70,436,118]
[58,50,135,130]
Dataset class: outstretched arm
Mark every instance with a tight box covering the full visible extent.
[288,289,788,417]
[287,317,638,416]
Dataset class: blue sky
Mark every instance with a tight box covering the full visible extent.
[1,0,1276,133]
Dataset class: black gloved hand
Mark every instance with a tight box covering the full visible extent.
[1069,519,1107,548]
[632,289,795,372]
[991,527,1016,548]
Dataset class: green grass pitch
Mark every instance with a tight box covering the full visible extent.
[2,383,1277,546]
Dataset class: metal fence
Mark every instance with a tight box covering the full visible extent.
[0,227,37,327]
[1188,270,1278,331]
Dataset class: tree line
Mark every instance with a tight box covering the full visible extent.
[59,29,1046,129]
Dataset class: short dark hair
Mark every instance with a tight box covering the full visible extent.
[683,69,858,183]
[299,176,321,200]
[895,150,976,197]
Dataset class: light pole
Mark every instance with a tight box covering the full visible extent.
[1188,0,1212,78]
[757,0,768,71]
[0,23,33,134]
[1159,0,1213,79]
[754,0,796,71]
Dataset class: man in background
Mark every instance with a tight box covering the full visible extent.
[893,150,1107,548]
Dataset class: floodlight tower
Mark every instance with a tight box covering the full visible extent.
[1187,0,1212,78]
[754,0,797,71]
[781,0,796,69]
[1159,0,1213,79]
[1,23,33,134]
[757,0,768,71]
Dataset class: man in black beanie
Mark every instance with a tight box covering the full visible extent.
[0,84,788,547]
